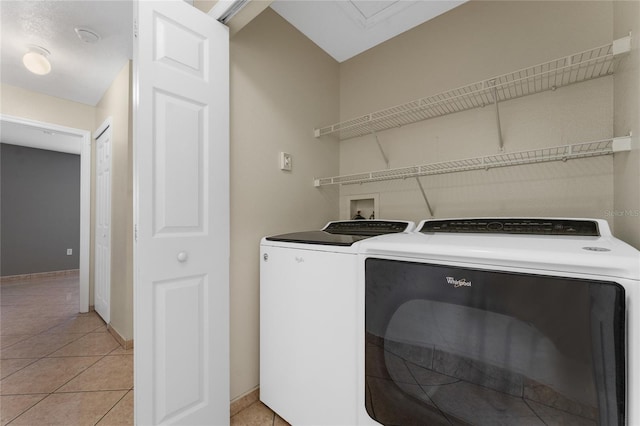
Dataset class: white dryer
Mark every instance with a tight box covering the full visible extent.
[260,220,414,426]
[357,218,639,426]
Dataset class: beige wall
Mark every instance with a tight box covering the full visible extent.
[1,84,95,131]
[194,0,216,14]
[338,1,617,229]
[613,1,640,249]
[95,61,134,341]
[229,8,340,400]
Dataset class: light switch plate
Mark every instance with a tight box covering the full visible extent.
[66,248,73,255]
[280,152,292,171]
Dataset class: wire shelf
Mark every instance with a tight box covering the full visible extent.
[314,39,629,141]
[313,137,631,187]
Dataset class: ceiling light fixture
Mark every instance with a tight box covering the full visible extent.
[22,46,51,75]
[74,27,101,44]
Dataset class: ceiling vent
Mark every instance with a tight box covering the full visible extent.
[75,27,101,44]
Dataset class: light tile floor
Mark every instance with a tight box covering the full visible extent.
[1,273,132,425]
[231,401,290,426]
[1,273,287,426]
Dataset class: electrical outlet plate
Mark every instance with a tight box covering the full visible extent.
[280,152,292,171]
[66,248,73,255]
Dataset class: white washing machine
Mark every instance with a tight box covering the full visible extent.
[260,220,414,426]
[356,218,639,426]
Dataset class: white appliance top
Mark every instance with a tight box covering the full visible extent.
[360,218,640,280]
[261,220,415,253]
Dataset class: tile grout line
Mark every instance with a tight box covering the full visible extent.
[2,314,61,426]
[38,319,109,358]
[1,308,93,356]
[46,336,131,395]
[0,357,40,382]
[2,278,133,425]
[5,389,129,426]
[2,312,110,420]
[3,394,48,426]
[0,329,93,383]
[54,388,132,394]
[92,389,131,425]
[0,335,36,351]
[50,353,109,393]
[4,343,111,424]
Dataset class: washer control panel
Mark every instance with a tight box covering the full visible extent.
[324,220,411,236]
[420,218,600,236]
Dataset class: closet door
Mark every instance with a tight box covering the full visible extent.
[94,122,111,325]
[134,0,230,424]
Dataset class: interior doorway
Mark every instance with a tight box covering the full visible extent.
[0,113,91,312]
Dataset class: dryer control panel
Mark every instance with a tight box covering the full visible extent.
[419,218,600,236]
[323,220,411,236]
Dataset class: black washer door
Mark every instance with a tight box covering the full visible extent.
[365,258,625,426]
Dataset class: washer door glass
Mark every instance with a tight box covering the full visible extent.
[364,258,625,426]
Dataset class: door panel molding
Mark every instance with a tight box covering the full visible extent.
[134,1,230,424]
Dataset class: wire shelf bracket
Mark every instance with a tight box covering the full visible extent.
[313,37,631,141]
[371,130,435,215]
[313,136,632,187]
[489,80,504,151]
[415,177,434,217]
[372,130,390,169]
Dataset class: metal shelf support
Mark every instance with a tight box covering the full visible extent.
[370,130,435,213]
[372,130,390,169]
[489,80,504,151]
[415,177,434,217]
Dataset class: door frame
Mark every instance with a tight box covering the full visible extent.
[0,113,91,313]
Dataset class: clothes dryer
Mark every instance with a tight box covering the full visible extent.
[357,218,639,426]
[259,220,414,426]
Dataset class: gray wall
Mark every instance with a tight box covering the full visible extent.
[1,143,80,276]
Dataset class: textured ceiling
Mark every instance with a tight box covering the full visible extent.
[0,1,464,106]
[1,0,133,106]
[270,0,465,62]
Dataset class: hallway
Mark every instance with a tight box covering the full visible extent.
[1,273,287,425]
[0,273,133,425]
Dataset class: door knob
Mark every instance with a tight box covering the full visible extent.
[177,251,188,262]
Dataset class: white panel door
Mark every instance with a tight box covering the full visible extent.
[134,1,230,424]
[95,124,112,324]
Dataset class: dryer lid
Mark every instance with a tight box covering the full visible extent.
[265,230,368,246]
[266,220,413,246]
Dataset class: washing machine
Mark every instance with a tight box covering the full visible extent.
[260,220,415,426]
[356,218,639,426]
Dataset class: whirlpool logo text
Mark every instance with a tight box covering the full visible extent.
[446,276,472,288]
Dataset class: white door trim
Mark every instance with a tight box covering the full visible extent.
[94,117,112,141]
[0,113,91,313]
